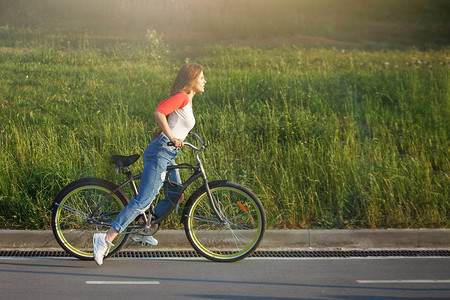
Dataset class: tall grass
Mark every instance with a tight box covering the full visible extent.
[198,46,449,228]
[1,34,448,229]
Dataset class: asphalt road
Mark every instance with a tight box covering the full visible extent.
[1,256,449,299]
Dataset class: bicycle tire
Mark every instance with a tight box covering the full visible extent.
[51,178,129,260]
[183,181,266,262]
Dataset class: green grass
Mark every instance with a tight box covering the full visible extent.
[0,0,449,229]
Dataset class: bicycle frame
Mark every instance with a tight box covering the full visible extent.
[88,131,226,231]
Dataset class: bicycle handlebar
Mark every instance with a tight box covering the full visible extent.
[167,131,207,151]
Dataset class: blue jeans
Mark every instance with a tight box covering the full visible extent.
[111,134,181,233]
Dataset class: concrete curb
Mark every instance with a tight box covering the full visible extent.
[1,229,449,250]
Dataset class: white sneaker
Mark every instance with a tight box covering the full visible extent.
[93,233,114,265]
[130,234,158,246]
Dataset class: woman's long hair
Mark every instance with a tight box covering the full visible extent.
[154,63,203,138]
[170,63,203,96]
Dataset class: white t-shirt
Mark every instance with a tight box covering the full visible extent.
[156,92,195,140]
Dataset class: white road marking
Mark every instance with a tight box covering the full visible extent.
[86,281,160,285]
[357,280,450,284]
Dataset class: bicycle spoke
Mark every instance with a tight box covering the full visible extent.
[187,214,222,225]
[56,203,90,219]
[228,222,256,230]
[229,229,253,245]
[232,234,248,250]
[226,217,256,228]
[80,193,94,216]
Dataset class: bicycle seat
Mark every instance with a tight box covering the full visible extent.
[109,154,140,168]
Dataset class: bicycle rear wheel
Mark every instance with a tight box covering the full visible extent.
[184,181,266,262]
[51,178,129,260]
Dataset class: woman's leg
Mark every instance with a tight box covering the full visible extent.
[110,159,165,234]
[154,163,182,219]
[104,227,119,243]
[104,159,165,242]
[106,135,178,241]
[96,158,164,263]
[94,135,177,264]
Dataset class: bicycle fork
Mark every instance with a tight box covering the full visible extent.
[198,160,227,224]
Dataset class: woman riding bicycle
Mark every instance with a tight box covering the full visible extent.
[93,63,206,265]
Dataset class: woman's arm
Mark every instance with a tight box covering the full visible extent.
[153,110,183,148]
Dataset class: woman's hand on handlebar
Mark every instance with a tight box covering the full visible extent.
[169,138,183,148]
[167,132,206,151]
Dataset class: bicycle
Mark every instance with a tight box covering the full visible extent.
[51,132,266,262]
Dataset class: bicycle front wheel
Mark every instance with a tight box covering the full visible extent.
[51,178,129,260]
[184,181,266,262]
